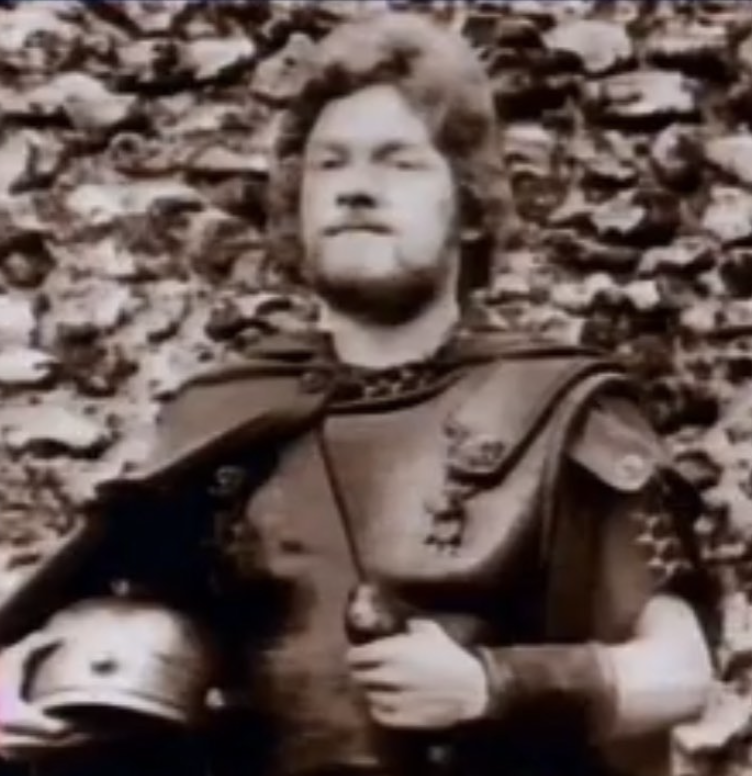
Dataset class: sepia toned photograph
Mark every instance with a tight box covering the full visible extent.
[0,2,748,775]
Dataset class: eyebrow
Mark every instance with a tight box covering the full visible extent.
[375,141,425,158]
[307,139,426,156]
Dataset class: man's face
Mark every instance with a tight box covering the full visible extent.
[300,84,459,325]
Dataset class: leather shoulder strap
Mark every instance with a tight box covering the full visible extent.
[444,353,626,487]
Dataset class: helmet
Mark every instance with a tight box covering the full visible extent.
[26,597,218,729]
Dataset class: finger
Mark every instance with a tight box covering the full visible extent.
[347,638,404,668]
[363,689,401,712]
[350,666,404,691]
[372,707,433,731]
[370,705,404,729]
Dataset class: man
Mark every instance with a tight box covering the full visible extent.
[0,10,714,776]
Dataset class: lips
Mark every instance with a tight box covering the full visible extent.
[325,222,391,236]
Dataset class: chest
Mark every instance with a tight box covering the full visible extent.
[238,382,551,599]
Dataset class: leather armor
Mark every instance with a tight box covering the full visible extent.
[0,329,712,776]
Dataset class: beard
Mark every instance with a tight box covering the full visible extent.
[305,236,452,326]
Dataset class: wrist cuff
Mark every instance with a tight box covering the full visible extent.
[474,643,617,736]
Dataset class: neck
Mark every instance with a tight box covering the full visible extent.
[321,291,460,369]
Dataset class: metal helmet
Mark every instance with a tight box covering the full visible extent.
[26,597,218,728]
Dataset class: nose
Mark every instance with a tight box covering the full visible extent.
[334,162,380,210]
[336,190,376,209]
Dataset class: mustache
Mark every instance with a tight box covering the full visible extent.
[323,220,392,236]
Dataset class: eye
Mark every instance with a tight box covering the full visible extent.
[389,156,425,171]
[307,154,345,171]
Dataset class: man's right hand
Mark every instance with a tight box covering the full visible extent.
[0,632,92,761]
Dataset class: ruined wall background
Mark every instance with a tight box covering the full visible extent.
[2,0,752,770]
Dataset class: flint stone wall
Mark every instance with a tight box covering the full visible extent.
[1,1,752,770]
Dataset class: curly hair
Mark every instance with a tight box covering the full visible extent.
[265,10,508,300]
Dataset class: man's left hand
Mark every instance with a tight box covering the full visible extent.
[347,619,489,730]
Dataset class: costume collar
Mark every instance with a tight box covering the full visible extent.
[246,326,603,414]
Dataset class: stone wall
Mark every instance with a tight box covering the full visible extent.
[2,0,752,770]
